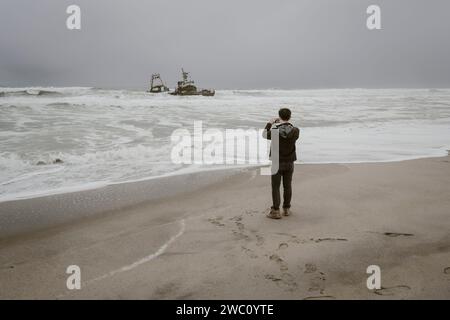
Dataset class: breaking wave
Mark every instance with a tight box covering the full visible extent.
[0,87,94,97]
[0,89,63,97]
[1,87,450,201]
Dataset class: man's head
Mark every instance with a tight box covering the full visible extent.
[278,108,291,121]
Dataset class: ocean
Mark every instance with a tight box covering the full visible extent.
[1,87,450,202]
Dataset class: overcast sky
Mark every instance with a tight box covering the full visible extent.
[1,0,450,89]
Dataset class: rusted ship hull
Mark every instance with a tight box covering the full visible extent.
[169,88,215,96]
[149,86,169,93]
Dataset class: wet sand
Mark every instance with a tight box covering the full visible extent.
[0,157,449,299]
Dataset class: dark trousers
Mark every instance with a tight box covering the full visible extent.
[271,162,294,210]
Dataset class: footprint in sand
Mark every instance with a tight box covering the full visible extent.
[264,273,297,290]
[309,277,326,293]
[249,230,265,246]
[303,263,327,294]
[208,217,225,227]
[225,215,251,241]
[230,215,243,222]
[269,254,289,272]
[232,229,250,241]
[304,263,317,274]
[256,234,265,246]
[241,246,258,259]
[308,282,323,292]
[230,215,246,232]
[265,274,282,282]
[374,285,411,296]
[244,210,259,216]
[281,273,297,290]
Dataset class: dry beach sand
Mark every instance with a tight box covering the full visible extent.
[0,156,449,299]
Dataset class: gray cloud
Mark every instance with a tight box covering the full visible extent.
[1,0,450,89]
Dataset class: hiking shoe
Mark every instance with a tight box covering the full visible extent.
[267,209,281,219]
[283,208,291,216]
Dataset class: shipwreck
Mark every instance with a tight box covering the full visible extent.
[169,69,215,96]
[148,74,169,93]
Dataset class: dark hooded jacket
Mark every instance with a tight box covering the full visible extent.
[263,122,300,163]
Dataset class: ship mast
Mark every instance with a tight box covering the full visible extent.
[182,69,189,82]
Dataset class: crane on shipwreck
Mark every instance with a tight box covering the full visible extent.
[147,74,169,93]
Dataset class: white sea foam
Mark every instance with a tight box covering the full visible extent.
[1,87,450,202]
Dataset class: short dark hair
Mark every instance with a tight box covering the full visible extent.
[278,108,291,121]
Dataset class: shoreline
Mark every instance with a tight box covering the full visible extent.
[3,148,449,204]
[0,166,256,239]
[0,163,265,204]
[1,152,449,238]
[0,155,449,299]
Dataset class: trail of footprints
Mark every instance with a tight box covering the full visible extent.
[302,263,329,298]
[206,211,424,298]
[265,250,298,292]
[206,210,343,297]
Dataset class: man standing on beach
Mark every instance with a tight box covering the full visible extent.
[263,108,300,219]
